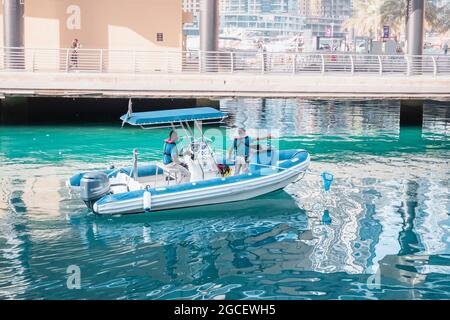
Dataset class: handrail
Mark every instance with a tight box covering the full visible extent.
[431,56,437,77]
[0,47,448,77]
[377,55,383,75]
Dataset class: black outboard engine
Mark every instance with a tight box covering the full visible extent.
[80,171,111,210]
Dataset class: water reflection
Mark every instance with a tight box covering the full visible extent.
[222,99,402,137]
[398,181,422,256]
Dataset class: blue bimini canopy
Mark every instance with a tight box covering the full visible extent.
[120,107,227,127]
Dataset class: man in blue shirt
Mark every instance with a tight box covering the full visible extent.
[227,128,271,176]
[163,130,190,183]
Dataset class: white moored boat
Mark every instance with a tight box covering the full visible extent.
[67,104,310,215]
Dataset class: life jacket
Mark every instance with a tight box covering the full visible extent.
[163,139,176,165]
[233,136,250,162]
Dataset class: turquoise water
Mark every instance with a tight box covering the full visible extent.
[0,99,449,300]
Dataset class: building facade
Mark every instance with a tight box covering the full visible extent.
[183,0,201,13]
[300,0,352,38]
[183,0,352,45]
[299,0,323,16]
[184,0,306,39]
[1,0,189,50]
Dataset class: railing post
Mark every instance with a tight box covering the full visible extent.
[198,51,202,73]
[349,54,354,75]
[65,49,70,72]
[377,55,383,76]
[230,51,234,73]
[320,54,325,74]
[431,56,437,77]
[405,55,411,76]
[32,49,36,72]
[99,49,103,73]
[261,52,265,74]
[166,51,170,73]
[292,53,296,75]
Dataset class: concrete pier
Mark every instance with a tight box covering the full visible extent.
[1,72,449,99]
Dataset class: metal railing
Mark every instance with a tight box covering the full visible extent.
[1,47,449,77]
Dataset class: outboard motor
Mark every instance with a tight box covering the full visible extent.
[80,171,111,210]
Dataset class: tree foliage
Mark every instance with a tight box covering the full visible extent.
[344,0,450,37]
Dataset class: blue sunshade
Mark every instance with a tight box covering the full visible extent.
[120,107,227,126]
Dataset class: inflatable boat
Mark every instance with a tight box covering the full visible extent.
[67,103,310,215]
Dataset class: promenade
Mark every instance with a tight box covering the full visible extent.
[1,48,449,99]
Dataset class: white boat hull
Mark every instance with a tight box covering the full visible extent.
[68,149,310,216]
[93,155,309,215]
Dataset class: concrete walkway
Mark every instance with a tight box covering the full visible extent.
[1,72,450,99]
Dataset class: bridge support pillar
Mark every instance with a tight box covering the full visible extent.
[199,0,219,72]
[406,0,425,56]
[406,0,425,75]
[400,100,423,127]
[3,0,25,69]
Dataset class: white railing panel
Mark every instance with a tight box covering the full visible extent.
[352,55,381,74]
[379,55,407,75]
[435,55,450,75]
[0,47,449,78]
[295,54,322,73]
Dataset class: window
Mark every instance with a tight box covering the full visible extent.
[156,33,163,42]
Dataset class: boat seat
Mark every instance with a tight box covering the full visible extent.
[155,162,180,185]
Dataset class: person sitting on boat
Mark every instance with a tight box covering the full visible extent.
[227,128,271,176]
[163,130,191,183]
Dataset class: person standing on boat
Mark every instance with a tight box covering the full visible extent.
[228,128,271,176]
[163,130,191,183]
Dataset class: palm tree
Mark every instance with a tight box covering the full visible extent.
[380,0,444,34]
[344,0,450,39]
[431,2,450,34]
[342,0,384,38]
[379,0,406,36]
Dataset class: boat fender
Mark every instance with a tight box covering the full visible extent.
[143,189,152,212]
[321,172,334,191]
[322,209,332,225]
